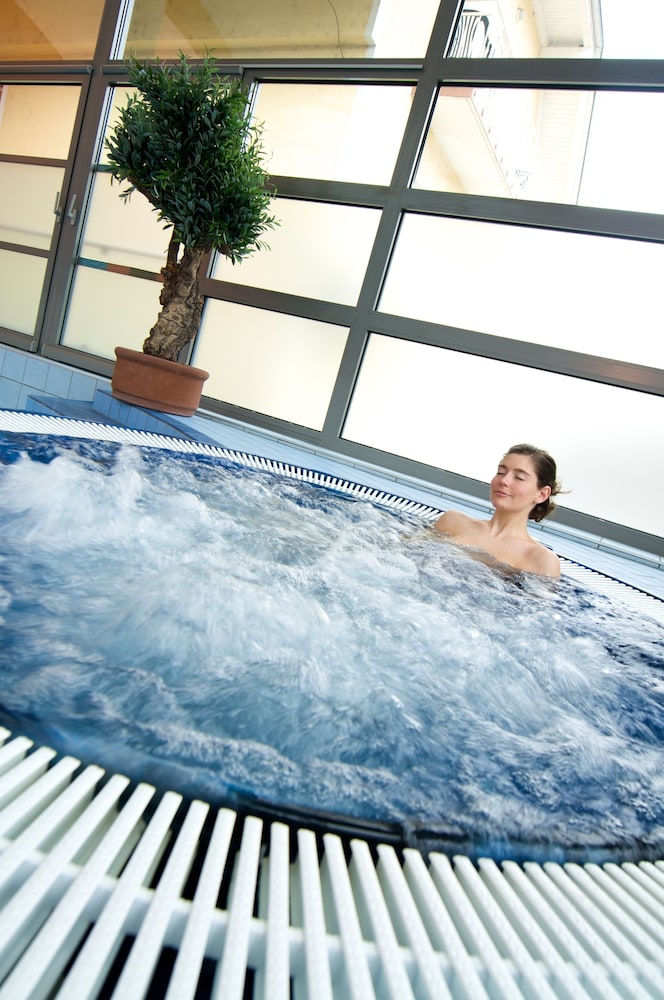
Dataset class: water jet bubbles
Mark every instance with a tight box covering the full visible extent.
[1,434,664,861]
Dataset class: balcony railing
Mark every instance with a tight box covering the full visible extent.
[448,5,511,59]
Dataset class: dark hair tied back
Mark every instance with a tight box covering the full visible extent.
[507,443,562,522]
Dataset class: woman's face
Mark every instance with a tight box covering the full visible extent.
[490,453,550,514]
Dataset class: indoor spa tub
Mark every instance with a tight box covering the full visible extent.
[0,412,662,1000]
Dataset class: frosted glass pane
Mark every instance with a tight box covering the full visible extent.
[343,335,664,537]
[61,267,162,359]
[0,85,80,158]
[579,92,664,213]
[0,162,64,250]
[0,0,105,60]
[415,86,664,213]
[79,171,171,272]
[253,83,413,184]
[194,302,348,430]
[379,214,664,370]
[212,199,381,305]
[122,0,438,59]
[0,250,46,335]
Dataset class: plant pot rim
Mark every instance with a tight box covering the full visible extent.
[114,345,209,380]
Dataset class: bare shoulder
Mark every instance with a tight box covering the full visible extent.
[432,509,475,536]
[528,544,561,579]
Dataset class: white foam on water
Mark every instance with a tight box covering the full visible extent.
[1,437,663,860]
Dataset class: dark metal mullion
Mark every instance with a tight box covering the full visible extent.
[318,5,463,447]
[241,63,423,84]
[437,57,664,90]
[198,278,356,329]
[318,189,407,449]
[101,62,245,81]
[248,175,390,209]
[271,178,664,246]
[368,315,664,396]
[0,154,67,168]
[0,326,32,351]
[0,242,49,257]
[0,64,93,78]
[36,81,102,350]
[384,0,467,195]
[28,71,100,353]
[399,190,664,245]
[36,0,138,353]
[96,0,130,63]
[37,0,130,350]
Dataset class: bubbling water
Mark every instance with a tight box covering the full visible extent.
[1,433,663,862]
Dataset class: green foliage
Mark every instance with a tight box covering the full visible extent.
[105,54,277,262]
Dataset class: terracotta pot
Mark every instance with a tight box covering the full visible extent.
[111,346,210,417]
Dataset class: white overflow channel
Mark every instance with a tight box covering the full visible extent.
[1,725,664,999]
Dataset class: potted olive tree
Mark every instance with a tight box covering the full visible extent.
[105,54,277,415]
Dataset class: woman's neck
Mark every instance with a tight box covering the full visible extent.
[487,510,531,538]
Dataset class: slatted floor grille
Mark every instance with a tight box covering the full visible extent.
[1,412,663,997]
[1,726,664,1000]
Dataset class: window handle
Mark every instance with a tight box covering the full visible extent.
[66,193,78,226]
[54,190,62,220]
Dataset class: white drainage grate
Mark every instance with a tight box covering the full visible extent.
[1,727,663,999]
[0,410,440,517]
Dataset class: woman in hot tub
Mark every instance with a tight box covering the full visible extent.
[433,443,562,578]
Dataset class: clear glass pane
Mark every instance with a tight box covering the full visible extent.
[343,335,664,536]
[0,249,46,335]
[212,198,381,305]
[193,302,348,430]
[79,171,171,272]
[379,214,664,370]
[122,0,439,59]
[415,86,664,214]
[61,267,162,359]
[0,0,106,60]
[0,162,64,250]
[0,85,80,159]
[449,0,664,59]
[251,83,413,184]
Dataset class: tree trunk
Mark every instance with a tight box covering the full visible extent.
[142,239,205,362]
